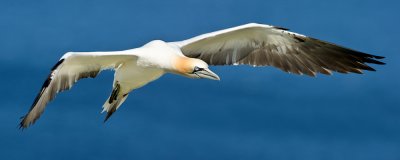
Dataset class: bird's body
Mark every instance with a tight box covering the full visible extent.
[20,23,385,128]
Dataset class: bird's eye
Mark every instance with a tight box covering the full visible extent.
[192,66,204,73]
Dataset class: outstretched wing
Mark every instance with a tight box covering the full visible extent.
[20,51,137,128]
[171,23,384,76]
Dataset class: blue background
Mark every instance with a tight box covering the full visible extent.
[1,0,399,159]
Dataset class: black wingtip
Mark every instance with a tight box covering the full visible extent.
[373,55,385,59]
[368,67,376,72]
[365,58,386,65]
[19,59,66,131]
[377,61,386,65]
[103,114,111,123]
[103,108,116,123]
[18,116,29,130]
[19,124,26,131]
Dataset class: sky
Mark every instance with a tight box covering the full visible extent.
[0,0,399,160]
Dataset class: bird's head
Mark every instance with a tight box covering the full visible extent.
[174,57,220,80]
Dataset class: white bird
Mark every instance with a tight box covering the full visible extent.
[20,23,384,128]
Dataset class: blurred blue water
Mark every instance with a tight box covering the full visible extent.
[1,0,399,160]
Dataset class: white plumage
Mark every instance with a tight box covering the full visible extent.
[20,23,384,128]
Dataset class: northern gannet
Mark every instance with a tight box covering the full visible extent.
[20,23,385,128]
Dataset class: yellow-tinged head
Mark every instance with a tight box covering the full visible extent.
[174,57,220,80]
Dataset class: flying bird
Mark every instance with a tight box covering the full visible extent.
[20,23,385,128]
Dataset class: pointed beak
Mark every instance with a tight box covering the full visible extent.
[194,68,220,81]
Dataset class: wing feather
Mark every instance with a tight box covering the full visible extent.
[171,23,384,76]
[20,51,137,128]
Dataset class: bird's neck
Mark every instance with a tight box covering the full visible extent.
[134,43,193,74]
[173,57,195,74]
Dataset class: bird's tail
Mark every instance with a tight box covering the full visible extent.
[102,83,129,122]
